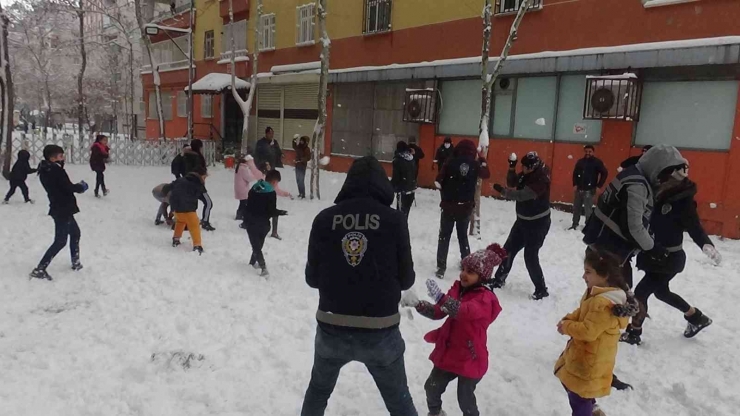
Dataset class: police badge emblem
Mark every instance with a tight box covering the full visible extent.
[342,232,368,267]
[459,163,470,176]
[662,204,672,215]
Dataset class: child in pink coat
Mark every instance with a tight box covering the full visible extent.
[414,244,506,416]
[234,155,263,220]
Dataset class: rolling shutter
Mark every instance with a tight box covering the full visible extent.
[257,85,283,143]
[283,83,319,147]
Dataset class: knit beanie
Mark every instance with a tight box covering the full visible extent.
[461,244,507,281]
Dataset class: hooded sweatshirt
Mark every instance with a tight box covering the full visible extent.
[437,139,490,215]
[10,150,37,182]
[306,156,415,330]
[391,146,417,194]
[584,144,688,262]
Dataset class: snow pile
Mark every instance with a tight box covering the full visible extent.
[1,165,739,415]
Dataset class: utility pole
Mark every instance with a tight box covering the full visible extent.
[187,0,194,141]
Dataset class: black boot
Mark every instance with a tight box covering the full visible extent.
[620,325,642,345]
[71,260,84,271]
[172,238,181,247]
[30,268,53,281]
[611,374,633,391]
[684,308,712,338]
[201,221,216,232]
[193,246,204,255]
[530,287,550,301]
[490,277,506,289]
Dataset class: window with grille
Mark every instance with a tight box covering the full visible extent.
[222,20,248,54]
[295,4,315,45]
[260,14,276,51]
[201,95,213,118]
[364,0,392,34]
[177,91,187,118]
[495,0,542,14]
[204,30,214,59]
[161,92,173,120]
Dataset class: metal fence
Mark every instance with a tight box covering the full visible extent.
[6,132,216,167]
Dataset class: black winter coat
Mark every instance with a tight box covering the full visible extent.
[620,155,641,169]
[38,160,84,218]
[245,180,283,222]
[409,143,425,177]
[9,150,36,182]
[171,154,187,178]
[169,173,205,213]
[438,153,490,215]
[636,180,712,274]
[434,144,454,170]
[391,150,417,193]
[506,165,551,220]
[306,156,415,329]
[255,137,283,169]
[183,149,207,174]
[573,156,608,191]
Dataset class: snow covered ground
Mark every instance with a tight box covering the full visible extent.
[1,164,739,416]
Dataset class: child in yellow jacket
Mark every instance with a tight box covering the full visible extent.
[555,248,630,416]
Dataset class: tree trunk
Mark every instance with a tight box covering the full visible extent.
[76,7,86,140]
[0,8,14,179]
[44,75,51,140]
[128,39,135,140]
[470,0,530,238]
[228,0,259,155]
[310,0,329,201]
[134,0,164,138]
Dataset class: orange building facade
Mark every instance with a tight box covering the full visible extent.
[143,0,740,238]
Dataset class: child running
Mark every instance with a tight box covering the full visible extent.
[555,249,631,416]
[244,170,287,277]
[413,244,506,416]
[90,135,110,198]
[3,150,37,204]
[30,145,89,280]
[169,167,207,254]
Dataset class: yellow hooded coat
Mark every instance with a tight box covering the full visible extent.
[555,287,629,399]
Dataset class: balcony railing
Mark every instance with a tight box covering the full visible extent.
[219,49,249,63]
[142,59,190,73]
[495,0,542,14]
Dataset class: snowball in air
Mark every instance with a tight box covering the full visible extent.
[535,118,547,126]
[567,155,573,159]
[710,203,717,209]
[319,156,331,166]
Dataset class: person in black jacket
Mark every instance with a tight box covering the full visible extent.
[433,137,454,171]
[570,145,608,230]
[491,151,552,300]
[171,145,190,179]
[619,145,652,170]
[620,174,721,345]
[244,170,287,277]
[301,156,417,416]
[435,139,490,278]
[185,139,215,231]
[170,167,207,254]
[408,137,425,179]
[254,127,283,169]
[391,141,417,217]
[30,145,89,281]
[3,150,37,204]
[90,135,110,198]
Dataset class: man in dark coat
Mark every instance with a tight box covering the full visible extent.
[3,149,37,204]
[433,137,454,171]
[391,141,417,218]
[255,127,283,169]
[621,173,720,345]
[293,135,311,199]
[435,139,490,278]
[301,156,417,416]
[570,145,608,230]
[408,137,425,179]
[171,145,190,179]
[184,139,214,231]
[30,145,88,281]
[491,151,552,300]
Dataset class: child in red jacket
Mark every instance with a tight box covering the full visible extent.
[413,244,506,416]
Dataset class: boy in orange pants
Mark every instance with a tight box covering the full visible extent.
[168,167,207,254]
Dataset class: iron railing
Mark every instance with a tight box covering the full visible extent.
[363,0,392,34]
[495,0,542,15]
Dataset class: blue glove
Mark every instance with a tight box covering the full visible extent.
[426,279,444,304]
[79,180,89,193]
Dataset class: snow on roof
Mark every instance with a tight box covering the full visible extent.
[586,73,638,80]
[271,61,321,74]
[330,36,740,75]
[185,73,250,94]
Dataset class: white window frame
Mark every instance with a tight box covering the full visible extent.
[201,95,213,119]
[177,91,187,118]
[221,20,248,60]
[204,30,215,59]
[260,14,276,51]
[295,3,316,46]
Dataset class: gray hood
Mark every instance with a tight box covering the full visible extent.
[637,145,687,186]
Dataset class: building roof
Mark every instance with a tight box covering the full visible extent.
[185,73,250,94]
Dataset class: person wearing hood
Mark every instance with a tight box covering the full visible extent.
[185,139,215,232]
[434,139,490,279]
[30,145,89,281]
[244,170,288,277]
[433,137,454,171]
[3,149,37,204]
[583,144,688,288]
[90,135,110,198]
[293,135,311,199]
[391,141,418,217]
[491,151,552,300]
[301,156,417,416]
[620,166,720,346]
[171,145,190,179]
[234,153,263,221]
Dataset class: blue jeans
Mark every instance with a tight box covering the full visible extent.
[296,166,307,198]
[38,215,80,270]
[301,324,418,416]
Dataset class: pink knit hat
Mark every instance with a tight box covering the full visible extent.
[461,244,507,281]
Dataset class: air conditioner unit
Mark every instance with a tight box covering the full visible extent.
[403,88,437,124]
[583,74,642,121]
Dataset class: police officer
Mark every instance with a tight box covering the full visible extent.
[301,156,417,416]
[491,152,551,300]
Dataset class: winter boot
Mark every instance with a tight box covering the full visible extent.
[71,260,84,271]
[103,189,109,196]
[155,219,164,226]
[611,374,633,391]
[435,268,445,279]
[568,224,579,231]
[2,200,8,205]
[260,267,270,278]
[201,221,216,232]
[193,246,204,255]
[270,233,282,240]
[593,403,606,416]
[30,268,53,281]
[25,199,34,204]
[684,308,712,338]
[620,325,642,345]
[490,277,506,289]
[172,238,181,247]
[531,287,550,301]
[428,411,447,416]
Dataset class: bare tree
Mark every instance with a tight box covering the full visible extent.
[133,0,164,138]
[227,0,259,154]
[309,0,329,200]
[52,0,87,138]
[470,0,530,238]
[1,4,15,178]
